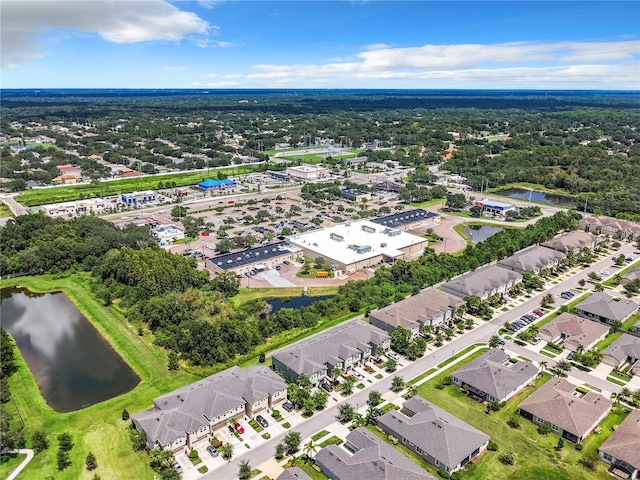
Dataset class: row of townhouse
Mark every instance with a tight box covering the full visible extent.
[132,365,286,451]
[272,319,390,386]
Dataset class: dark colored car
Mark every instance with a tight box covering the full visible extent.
[283,401,294,412]
[320,383,332,392]
[256,415,269,428]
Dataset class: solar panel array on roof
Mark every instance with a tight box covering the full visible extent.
[210,241,295,270]
[372,209,437,228]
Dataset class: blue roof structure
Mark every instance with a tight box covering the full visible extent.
[198,179,236,190]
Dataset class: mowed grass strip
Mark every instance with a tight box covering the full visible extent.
[15,164,262,207]
[1,274,199,480]
[415,351,612,480]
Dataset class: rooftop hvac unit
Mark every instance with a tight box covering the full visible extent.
[330,233,345,242]
[361,225,376,233]
[387,229,401,237]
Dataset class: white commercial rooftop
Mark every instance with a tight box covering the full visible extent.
[288,220,425,266]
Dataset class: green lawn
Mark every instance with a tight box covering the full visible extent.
[0,202,13,218]
[0,453,26,479]
[14,164,263,207]
[416,364,612,480]
[1,274,200,480]
[311,430,329,442]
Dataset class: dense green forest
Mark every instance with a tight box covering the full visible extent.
[2,90,639,219]
[0,210,581,367]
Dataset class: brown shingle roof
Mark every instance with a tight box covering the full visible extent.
[518,378,612,440]
[599,409,640,471]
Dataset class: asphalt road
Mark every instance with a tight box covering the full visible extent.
[204,242,637,479]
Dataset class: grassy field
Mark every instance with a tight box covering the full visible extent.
[452,221,519,243]
[0,452,26,479]
[14,165,262,207]
[416,358,613,480]
[0,141,59,150]
[0,273,354,478]
[0,274,200,480]
[0,202,14,218]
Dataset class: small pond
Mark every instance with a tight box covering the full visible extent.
[463,225,504,244]
[0,287,139,413]
[266,295,334,313]
[495,188,578,208]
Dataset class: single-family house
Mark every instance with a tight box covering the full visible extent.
[498,245,566,274]
[538,313,609,352]
[518,378,613,443]
[573,292,639,325]
[315,427,435,480]
[450,349,540,403]
[276,467,313,480]
[440,265,522,300]
[377,397,489,474]
[620,267,640,286]
[132,365,286,451]
[602,334,640,377]
[368,289,465,335]
[272,319,390,385]
[599,409,640,479]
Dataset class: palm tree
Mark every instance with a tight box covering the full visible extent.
[340,378,354,396]
[620,387,632,401]
[539,361,548,372]
[303,440,318,460]
[219,442,234,461]
[391,375,405,392]
[238,459,252,480]
[610,392,620,407]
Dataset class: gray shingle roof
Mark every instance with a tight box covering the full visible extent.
[315,427,435,480]
[498,245,566,273]
[369,289,464,330]
[273,319,389,377]
[518,378,612,440]
[132,365,285,447]
[451,349,539,401]
[538,312,609,351]
[377,397,488,471]
[541,231,597,253]
[441,265,522,298]
[276,467,313,480]
[598,409,640,471]
[575,292,639,322]
[602,333,640,364]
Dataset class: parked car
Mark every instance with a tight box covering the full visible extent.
[256,415,269,428]
[320,382,332,392]
[354,373,364,380]
[532,336,542,345]
[283,260,290,265]
[206,445,219,457]
[235,422,244,434]
[567,352,574,360]
[283,401,294,412]
[387,351,400,360]
[498,339,506,346]
[172,461,182,472]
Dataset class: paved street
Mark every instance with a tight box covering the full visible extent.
[202,243,637,479]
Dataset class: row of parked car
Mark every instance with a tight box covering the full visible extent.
[560,290,575,300]
[508,309,546,332]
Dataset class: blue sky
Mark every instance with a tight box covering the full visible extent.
[2,1,639,89]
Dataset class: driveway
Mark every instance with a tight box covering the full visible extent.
[6,449,34,480]
[201,243,638,479]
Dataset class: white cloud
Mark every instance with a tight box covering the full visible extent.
[195,39,240,48]
[164,66,187,71]
[1,0,210,68]
[244,40,639,88]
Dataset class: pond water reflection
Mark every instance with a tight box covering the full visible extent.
[463,225,504,244]
[0,287,139,412]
